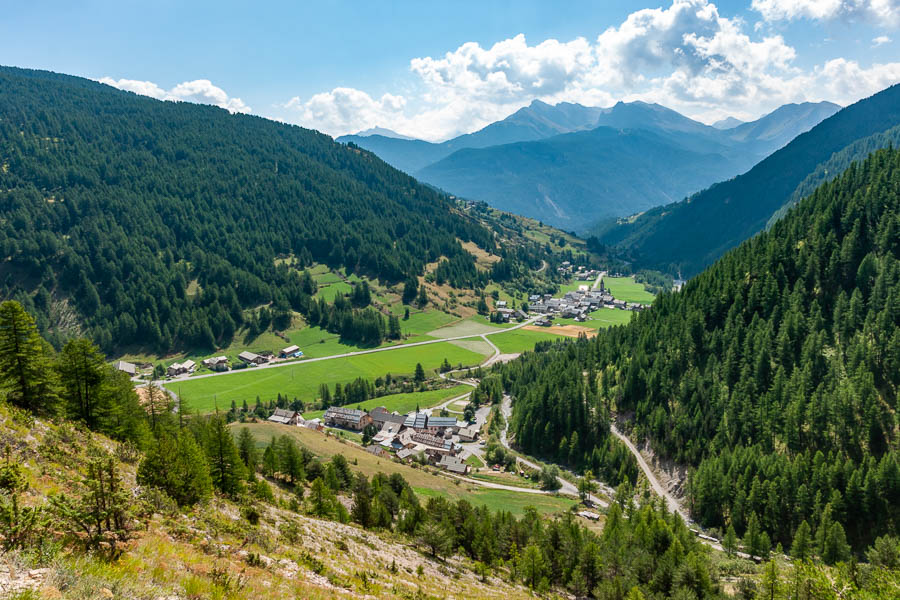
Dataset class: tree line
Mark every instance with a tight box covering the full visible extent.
[489,149,900,557]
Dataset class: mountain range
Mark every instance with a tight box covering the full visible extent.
[597,83,900,277]
[339,99,840,231]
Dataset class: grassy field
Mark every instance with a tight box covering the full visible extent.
[554,307,633,329]
[234,422,576,517]
[414,486,576,516]
[489,328,567,354]
[557,279,594,296]
[428,319,505,338]
[302,384,471,419]
[604,276,656,304]
[168,341,489,412]
[469,471,540,489]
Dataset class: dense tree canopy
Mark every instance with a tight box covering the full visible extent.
[0,67,496,354]
[496,149,900,555]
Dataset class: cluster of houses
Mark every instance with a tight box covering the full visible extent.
[528,281,647,321]
[139,345,307,380]
[264,403,480,475]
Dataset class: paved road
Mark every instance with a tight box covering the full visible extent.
[152,315,543,387]
[592,270,607,290]
[494,395,608,507]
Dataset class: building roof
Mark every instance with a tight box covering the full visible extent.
[268,408,300,424]
[404,412,428,429]
[238,351,259,361]
[281,345,300,354]
[370,407,406,425]
[427,416,458,429]
[458,426,479,439]
[412,432,447,448]
[324,406,367,423]
[114,360,136,375]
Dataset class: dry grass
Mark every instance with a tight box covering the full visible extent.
[522,324,598,338]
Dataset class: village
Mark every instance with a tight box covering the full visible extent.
[262,402,480,477]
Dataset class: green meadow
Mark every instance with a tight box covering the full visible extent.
[301,384,471,419]
[603,276,656,304]
[168,341,488,412]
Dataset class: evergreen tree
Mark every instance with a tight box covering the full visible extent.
[414,363,426,383]
[56,338,107,427]
[236,427,259,474]
[791,520,812,561]
[137,432,212,507]
[0,301,59,414]
[416,284,428,308]
[200,416,246,496]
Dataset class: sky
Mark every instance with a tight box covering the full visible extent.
[3,0,900,141]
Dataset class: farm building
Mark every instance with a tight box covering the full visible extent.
[238,351,268,365]
[323,406,373,430]
[114,361,136,376]
[438,455,469,475]
[279,345,302,358]
[267,408,302,425]
[166,360,196,377]
[369,407,407,428]
[201,356,229,371]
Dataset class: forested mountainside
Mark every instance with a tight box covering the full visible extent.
[0,66,530,354]
[0,299,730,600]
[494,148,900,555]
[599,83,900,277]
[766,123,900,228]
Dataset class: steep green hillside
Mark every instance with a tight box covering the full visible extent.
[766,123,900,228]
[495,148,900,556]
[600,83,900,277]
[0,66,560,356]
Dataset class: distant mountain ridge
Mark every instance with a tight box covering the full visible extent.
[597,85,900,277]
[339,98,840,231]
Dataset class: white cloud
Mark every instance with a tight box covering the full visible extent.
[751,0,900,26]
[98,77,251,113]
[873,35,892,45]
[280,0,900,139]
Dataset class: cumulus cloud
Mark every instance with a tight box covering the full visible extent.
[751,0,900,26]
[281,0,900,139]
[873,35,892,45]
[98,77,251,113]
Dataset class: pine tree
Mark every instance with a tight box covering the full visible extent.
[56,338,107,427]
[237,427,259,474]
[137,432,212,507]
[201,416,246,495]
[416,284,428,308]
[723,524,739,556]
[520,543,547,589]
[414,363,426,383]
[0,301,59,414]
[402,278,418,305]
[791,520,812,560]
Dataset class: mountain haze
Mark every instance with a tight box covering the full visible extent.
[337,99,606,174]
[340,99,839,231]
[598,84,900,276]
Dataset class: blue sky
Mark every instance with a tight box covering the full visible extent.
[3,0,899,140]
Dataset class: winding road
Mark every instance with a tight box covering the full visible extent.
[610,424,688,522]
